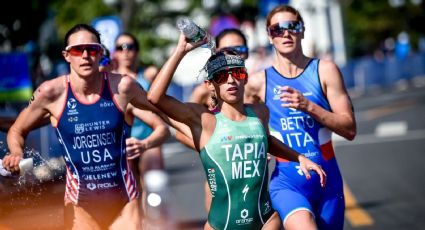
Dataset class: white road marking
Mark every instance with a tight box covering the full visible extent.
[375,121,407,137]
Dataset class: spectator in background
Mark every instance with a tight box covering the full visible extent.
[209,13,240,37]
[245,5,356,229]
[395,31,411,61]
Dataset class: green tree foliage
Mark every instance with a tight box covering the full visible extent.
[342,0,425,57]
[3,0,424,63]
[51,0,114,41]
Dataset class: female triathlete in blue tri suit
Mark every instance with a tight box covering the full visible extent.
[2,23,160,229]
[245,5,357,230]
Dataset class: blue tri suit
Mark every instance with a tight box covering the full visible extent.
[130,71,153,139]
[265,59,345,229]
[55,74,138,226]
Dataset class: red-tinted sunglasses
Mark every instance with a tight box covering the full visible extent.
[65,43,103,56]
[212,67,247,84]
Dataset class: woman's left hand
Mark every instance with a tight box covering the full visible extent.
[298,155,327,187]
[280,86,311,112]
[126,137,147,160]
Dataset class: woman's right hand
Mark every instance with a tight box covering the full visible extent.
[176,32,208,54]
[2,153,23,173]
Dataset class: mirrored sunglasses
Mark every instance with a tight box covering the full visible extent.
[212,67,247,84]
[115,43,137,51]
[268,21,304,38]
[221,45,249,57]
[65,43,103,56]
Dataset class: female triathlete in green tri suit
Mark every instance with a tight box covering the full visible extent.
[147,33,326,230]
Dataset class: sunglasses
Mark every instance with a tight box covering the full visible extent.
[65,43,103,56]
[115,43,137,51]
[268,21,304,38]
[212,67,247,84]
[220,45,249,57]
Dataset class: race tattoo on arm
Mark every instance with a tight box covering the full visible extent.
[28,95,35,106]
[27,88,40,106]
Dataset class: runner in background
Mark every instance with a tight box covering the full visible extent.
[112,32,169,219]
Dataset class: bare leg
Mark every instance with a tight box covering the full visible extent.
[204,221,215,230]
[109,199,141,230]
[284,210,317,230]
[204,181,212,212]
[262,212,283,230]
[69,205,101,230]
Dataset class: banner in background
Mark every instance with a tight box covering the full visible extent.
[92,15,122,54]
[0,53,32,102]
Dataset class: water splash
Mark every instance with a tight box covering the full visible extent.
[0,145,66,212]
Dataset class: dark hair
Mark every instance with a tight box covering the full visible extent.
[266,5,304,28]
[205,49,245,80]
[215,28,247,48]
[64,24,101,47]
[115,32,140,51]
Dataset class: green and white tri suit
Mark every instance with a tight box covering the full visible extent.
[200,107,274,230]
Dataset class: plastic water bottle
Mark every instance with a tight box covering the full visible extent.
[0,157,34,177]
[176,17,216,53]
[143,170,176,230]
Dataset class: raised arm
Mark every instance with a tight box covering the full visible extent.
[147,33,206,126]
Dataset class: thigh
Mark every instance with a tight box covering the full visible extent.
[284,210,316,230]
[270,188,314,225]
[262,211,282,230]
[204,181,212,213]
[109,199,141,230]
[140,146,164,174]
[70,205,102,230]
[204,221,214,230]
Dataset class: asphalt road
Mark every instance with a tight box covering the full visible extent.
[0,85,424,230]
[337,85,425,230]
